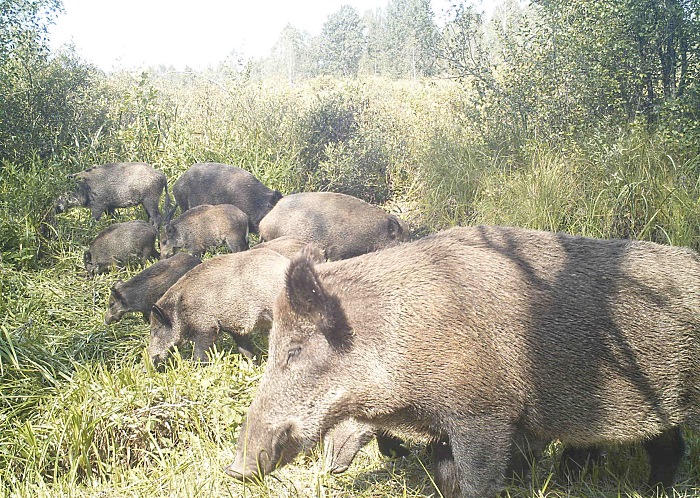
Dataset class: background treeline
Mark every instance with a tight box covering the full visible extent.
[1,0,700,496]
[2,0,700,264]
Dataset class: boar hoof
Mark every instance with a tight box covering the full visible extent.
[645,427,685,491]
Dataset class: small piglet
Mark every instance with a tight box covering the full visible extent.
[85,220,159,277]
[160,204,249,259]
[148,247,323,364]
[104,252,201,324]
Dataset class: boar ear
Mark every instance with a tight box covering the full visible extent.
[285,248,352,350]
[304,243,326,264]
[285,250,325,316]
[111,281,125,302]
[151,305,172,328]
[269,190,283,207]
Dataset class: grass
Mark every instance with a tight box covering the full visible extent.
[1,76,699,497]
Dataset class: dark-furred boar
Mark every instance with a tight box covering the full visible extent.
[104,252,201,324]
[84,220,159,277]
[56,162,169,226]
[226,225,700,498]
[171,162,282,232]
[160,204,249,259]
[148,248,320,363]
[258,192,409,260]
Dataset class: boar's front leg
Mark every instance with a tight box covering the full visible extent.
[432,437,461,498]
[644,426,685,491]
[90,203,107,220]
[323,419,377,474]
[446,415,514,498]
[192,327,218,363]
[233,335,256,360]
[142,197,162,227]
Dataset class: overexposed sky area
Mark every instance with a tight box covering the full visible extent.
[49,0,500,71]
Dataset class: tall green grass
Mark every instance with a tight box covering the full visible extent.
[1,75,699,497]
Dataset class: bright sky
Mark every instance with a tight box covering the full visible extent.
[49,0,500,71]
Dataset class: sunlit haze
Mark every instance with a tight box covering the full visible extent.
[49,0,501,71]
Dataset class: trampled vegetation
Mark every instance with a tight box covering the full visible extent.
[1,0,699,496]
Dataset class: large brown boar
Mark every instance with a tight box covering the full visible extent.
[84,220,159,277]
[104,252,201,324]
[160,204,249,259]
[225,225,700,498]
[148,248,317,363]
[258,192,409,260]
[171,162,282,232]
[55,162,169,226]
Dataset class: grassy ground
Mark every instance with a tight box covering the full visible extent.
[1,77,699,497]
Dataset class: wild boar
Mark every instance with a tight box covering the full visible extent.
[226,225,700,498]
[55,162,169,226]
[148,248,322,363]
[84,220,159,277]
[250,236,324,260]
[104,252,201,324]
[160,204,249,259]
[258,192,409,260]
[171,162,282,232]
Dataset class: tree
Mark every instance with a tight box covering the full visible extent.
[319,5,364,77]
[269,24,317,84]
[0,0,112,162]
[384,0,438,78]
[0,0,62,63]
[437,0,700,145]
[533,0,700,124]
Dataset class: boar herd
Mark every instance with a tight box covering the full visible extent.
[55,162,700,498]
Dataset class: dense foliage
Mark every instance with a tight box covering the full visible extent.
[1,0,699,496]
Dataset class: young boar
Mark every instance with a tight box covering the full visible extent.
[148,248,320,363]
[226,225,700,498]
[55,162,169,226]
[84,220,159,277]
[250,236,323,260]
[171,162,282,232]
[258,192,409,260]
[104,252,201,324]
[160,204,249,259]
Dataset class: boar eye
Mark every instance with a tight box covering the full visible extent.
[286,346,302,364]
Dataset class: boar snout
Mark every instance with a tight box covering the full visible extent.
[147,348,170,369]
[159,245,175,259]
[228,419,301,482]
[104,309,128,325]
[224,455,264,482]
